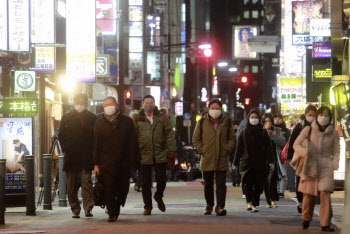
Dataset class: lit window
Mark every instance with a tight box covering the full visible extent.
[252,10,259,18]
[244,66,250,73]
[252,66,259,73]
[244,11,250,19]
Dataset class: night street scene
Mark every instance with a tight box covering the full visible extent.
[1,0,350,233]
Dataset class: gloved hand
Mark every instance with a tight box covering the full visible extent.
[269,163,275,171]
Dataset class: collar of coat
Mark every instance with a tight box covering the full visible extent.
[201,111,226,123]
[311,120,334,136]
[132,107,167,122]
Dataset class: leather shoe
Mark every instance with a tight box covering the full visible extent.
[154,196,166,212]
[72,212,80,218]
[107,216,117,222]
[321,226,335,232]
[302,220,310,229]
[85,210,93,217]
[204,205,213,215]
[215,206,227,216]
[143,208,152,215]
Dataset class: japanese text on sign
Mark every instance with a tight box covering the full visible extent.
[8,0,30,51]
[279,76,303,100]
[0,99,38,114]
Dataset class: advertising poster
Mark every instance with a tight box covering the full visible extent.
[0,117,33,194]
[29,47,55,73]
[129,22,143,37]
[129,6,143,21]
[232,26,258,60]
[31,0,55,43]
[103,35,119,84]
[0,0,7,50]
[310,19,330,37]
[146,14,161,48]
[8,0,30,52]
[96,0,117,35]
[147,51,160,81]
[66,0,96,82]
[312,41,331,58]
[312,65,332,81]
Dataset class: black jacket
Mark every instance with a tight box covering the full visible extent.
[286,120,311,160]
[58,109,96,172]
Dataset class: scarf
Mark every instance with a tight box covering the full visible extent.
[104,108,121,123]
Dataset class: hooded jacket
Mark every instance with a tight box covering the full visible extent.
[192,111,236,171]
[132,107,177,165]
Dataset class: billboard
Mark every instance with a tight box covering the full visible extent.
[277,75,304,101]
[8,0,30,51]
[66,0,96,82]
[312,41,331,58]
[31,0,55,43]
[0,0,7,50]
[29,47,55,73]
[232,26,258,60]
[96,0,117,35]
[146,14,160,48]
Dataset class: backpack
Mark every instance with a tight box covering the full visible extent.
[93,176,105,209]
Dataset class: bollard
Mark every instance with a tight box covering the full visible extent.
[43,154,52,210]
[58,154,67,207]
[25,155,36,215]
[0,159,6,225]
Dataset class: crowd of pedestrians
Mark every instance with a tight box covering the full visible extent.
[57,94,339,232]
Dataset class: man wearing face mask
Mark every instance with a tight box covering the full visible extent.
[94,96,139,222]
[131,95,177,216]
[286,105,317,213]
[193,99,236,216]
[58,93,96,218]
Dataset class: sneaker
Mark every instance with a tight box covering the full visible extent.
[134,183,141,192]
[204,205,213,215]
[85,210,93,217]
[251,206,259,213]
[143,208,152,215]
[215,206,227,216]
[271,201,278,208]
[154,196,166,212]
[107,216,117,222]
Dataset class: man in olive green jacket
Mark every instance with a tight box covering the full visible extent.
[132,95,177,215]
[193,99,236,216]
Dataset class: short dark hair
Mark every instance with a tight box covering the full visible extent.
[316,106,333,123]
[13,139,20,144]
[104,96,118,105]
[274,113,283,119]
[74,93,88,103]
[143,95,155,102]
[262,113,273,124]
[208,99,222,108]
[305,105,317,115]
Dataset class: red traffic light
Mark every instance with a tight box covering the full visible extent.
[241,76,248,83]
[203,48,213,57]
[245,98,250,105]
[125,91,132,99]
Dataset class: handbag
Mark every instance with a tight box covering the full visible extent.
[93,176,105,209]
[280,141,289,165]
[290,127,312,175]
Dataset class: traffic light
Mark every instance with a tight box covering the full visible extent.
[203,48,213,57]
[245,98,250,105]
[241,76,248,83]
[124,90,132,106]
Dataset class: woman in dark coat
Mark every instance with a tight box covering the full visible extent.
[233,109,273,212]
[94,96,140,222]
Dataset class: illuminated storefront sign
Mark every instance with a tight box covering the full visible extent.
[31,0,55,43]
[201,88,208,102]
[129,0,142,5]
[96,54,110,77]
[175,102,183,116]
[103,35,119,84]
[147,51,160,81]
[0,0,8,50]
[29,47,55,73]
[129,6,142,21]
[232,26,258,60]
[96,0,117,35]
[146,14,160,48]
[14,71,36,92]
[310,19,331,37]
[129,37,143,52]
[66,0,96,82]
[277,75,303,100]
[0,99,38,114]
[212,76,219,95]
[8,0,30,51]
[129,22,143,37]
[312,41,331,58]
[312,65,332,80]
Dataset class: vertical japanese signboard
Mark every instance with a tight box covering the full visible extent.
[0,117,33,194]
[96,0,117,35]
[31,0,55,43]
[8,0,30,52]
[146,14,160,48]
[103,36,119,84]
[0,0,7,50]
[29,47,55,73]
[66,0,96,82]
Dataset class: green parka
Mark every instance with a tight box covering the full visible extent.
[192,112,236,171]
[132,107,177,165]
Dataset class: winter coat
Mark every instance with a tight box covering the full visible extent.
[286,120,312,160]
[58,110,96,172]
[293,121,340,196]
[233,125,274,185]
[192,112,236,171]
[267,126,286,179]
[132,107,177,165]
[274,122,291,143]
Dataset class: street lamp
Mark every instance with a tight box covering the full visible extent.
[203,48,213,57]
[218,62,228,67]
[229,67,238,72]
[60,75,76,92]
[198,44,211,49]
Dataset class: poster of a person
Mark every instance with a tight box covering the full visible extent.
[233,26,257,59]
[11,139,29,173]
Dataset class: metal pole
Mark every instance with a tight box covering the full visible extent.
[43,154,52,210]
[25,155,36,215]
[0,159,6,225]
[58,154,67,207]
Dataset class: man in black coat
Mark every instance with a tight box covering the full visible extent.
[58,93,96,218]
[94,96,140,222]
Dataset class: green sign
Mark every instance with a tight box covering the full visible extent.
[0,99,38,114]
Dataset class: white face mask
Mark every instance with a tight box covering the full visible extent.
[306,116,315,123]
[74,105,85,113]
[104,105,117,116]
[317,116,330,126]
[250,118,259,126]
[209,109,222,119]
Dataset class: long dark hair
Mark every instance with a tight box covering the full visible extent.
[262,113,273,125]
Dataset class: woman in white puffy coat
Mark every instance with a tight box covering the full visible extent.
[293,106,340,232]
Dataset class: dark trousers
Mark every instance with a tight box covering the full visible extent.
[264,172,279,205]
[102,174,122,217]
[66,169,94,214]
[203,171,227,207]
[244,170,263,207]
[141,162,167,209]
[296,175,303,203]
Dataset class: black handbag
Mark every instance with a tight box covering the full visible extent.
[93,176,105,209]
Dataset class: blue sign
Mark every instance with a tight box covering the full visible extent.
[162,91,170,100]
[146,14,160,48]
[5,173,26,194]
[103,35,119,84]
[184,113,191,120]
